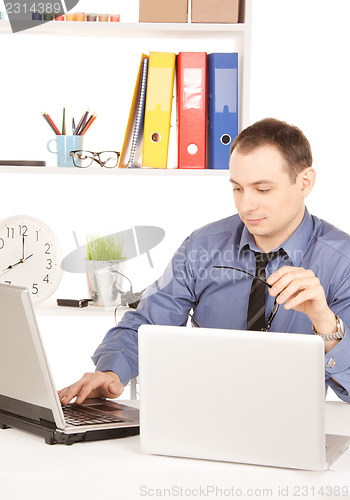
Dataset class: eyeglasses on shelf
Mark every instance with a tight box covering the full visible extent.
[70,150,120,168]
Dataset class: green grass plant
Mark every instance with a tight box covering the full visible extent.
[86,234,126,261]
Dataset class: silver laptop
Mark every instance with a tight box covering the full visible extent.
[0,284,139,445]
[138,324,349,471]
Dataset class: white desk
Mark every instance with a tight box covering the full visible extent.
[1,402,350,500]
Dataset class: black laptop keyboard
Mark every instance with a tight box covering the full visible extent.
[62,405,124,426]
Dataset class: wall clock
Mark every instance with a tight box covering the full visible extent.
[0,215,63,303]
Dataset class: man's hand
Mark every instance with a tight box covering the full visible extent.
[58,371,124,405]
[267,265,337,334]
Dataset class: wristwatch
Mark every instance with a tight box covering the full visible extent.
[312,315,345,341]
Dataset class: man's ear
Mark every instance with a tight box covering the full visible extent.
[299,167,316,198]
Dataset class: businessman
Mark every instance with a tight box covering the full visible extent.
[59,118,350,404]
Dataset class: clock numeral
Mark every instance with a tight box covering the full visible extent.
[44,243,51,254]
[19,225,28,237]
[4,280,11,285]
[36,230,39,242]
[6,226,14,239]
[46,258,52,270]
[0,238,4,249]
[32,284,39,295]
[43,275,49,284]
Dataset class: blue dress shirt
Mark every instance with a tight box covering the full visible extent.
[92,209,350,402]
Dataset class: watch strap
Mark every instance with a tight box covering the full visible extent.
[312,315,345,341]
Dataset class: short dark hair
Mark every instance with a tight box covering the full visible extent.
[230,118,313,183]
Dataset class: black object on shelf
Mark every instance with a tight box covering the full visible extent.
[0,160,46,167]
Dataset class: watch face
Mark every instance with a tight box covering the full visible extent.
[0,215,63,303]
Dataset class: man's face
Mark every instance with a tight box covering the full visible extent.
[229,144,308,251]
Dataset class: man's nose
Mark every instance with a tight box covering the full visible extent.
[237,191,258,213]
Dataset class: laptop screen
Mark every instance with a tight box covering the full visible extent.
[0,284,60,424]
[138,324,328,470]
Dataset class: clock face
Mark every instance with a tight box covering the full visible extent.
[0,215,63,303]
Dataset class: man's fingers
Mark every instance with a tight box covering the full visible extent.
[281,288,317,310]
[266,265,329,322]
[268,267,317,298]
[273,276,319,304]
[267,265,296,285]
[60,379,90,404]
[59,372,123,405]
[268,266,314,286]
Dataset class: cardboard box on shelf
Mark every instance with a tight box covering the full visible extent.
[139,0,188,23]
[191,0,240,23]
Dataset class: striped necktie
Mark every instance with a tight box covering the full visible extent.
[247,251,280,331]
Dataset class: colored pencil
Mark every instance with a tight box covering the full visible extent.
[62,106,66,135]
[42,108,96,136]
[76,109,89,135]
[42,112,61,135]
[79,113,94,134]
[81,114,97,135]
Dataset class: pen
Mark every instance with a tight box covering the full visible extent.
[72,117,76,135]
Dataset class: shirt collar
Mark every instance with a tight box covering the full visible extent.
[238,208,314,266]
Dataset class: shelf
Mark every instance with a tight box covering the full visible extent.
[0,166,230,176]
[0,20,246,39]
[35,298,129,317]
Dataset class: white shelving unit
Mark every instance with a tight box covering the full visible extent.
[0,19,246,38]
[35,296,126,316]
[0,1,252,305]
[0,0,252,171]
[0,165,229,175]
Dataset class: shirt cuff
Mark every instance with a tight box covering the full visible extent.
[324,325,350,394]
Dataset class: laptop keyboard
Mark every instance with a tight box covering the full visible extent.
[62,405,124,426]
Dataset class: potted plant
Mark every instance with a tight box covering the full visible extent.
[85,233,127,307]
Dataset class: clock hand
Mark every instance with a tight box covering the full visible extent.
[0,267,12,278]
[0,261,23,278]
[23,253,33,262]
[0,253,34,278]
[21,235,25,261]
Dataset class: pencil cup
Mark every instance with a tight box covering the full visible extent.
[47,135,83,167]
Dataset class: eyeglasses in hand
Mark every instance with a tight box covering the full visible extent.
[70,150,120,168]
[189,266,281,332]
[213,266,281,332]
